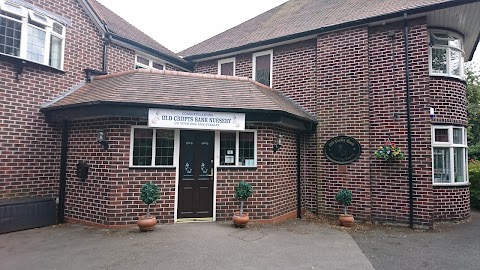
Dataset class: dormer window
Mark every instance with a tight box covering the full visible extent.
[135,54,165,70]
[429,30,464,79]
[0,1,66,70]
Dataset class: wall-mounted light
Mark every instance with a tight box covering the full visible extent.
[97,129,109,150]
[273,134,283,153]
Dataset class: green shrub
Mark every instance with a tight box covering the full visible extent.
[470,160,480,209]
[140,182,160,217]
[335,189,352,215]
[234,182,253,216]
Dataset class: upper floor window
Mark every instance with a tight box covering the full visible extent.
[0,1,66,69]
[218,57,235,76]
[135,54,165,70]
[252,50,273,87]
[432,125,468,185]
[429,30,464,79]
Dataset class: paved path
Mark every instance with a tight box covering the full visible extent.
[351,210,480,270]
[0,219,373,270]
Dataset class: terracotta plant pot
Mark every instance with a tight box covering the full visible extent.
[137,215,157,232]
[338,214,354,227]
[232,212,249,228]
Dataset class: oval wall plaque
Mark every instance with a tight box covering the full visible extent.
[323,136,362,164]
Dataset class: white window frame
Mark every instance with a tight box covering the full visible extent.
[428,29,464,79]
[252,50,273,87]
[217,57,235,76]
[431,125,468,186]
[135,53,165,70]
[0,1,66,70]
[216,130,257,168]
[129,126,179,168]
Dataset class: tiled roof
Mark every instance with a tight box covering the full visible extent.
[44,69,316,122]
[85,0,187,65]
[180,0,459,58]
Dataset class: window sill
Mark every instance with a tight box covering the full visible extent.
[433,182,470,187]
[129,166,176,170]
[429,73,466,84]
[0,53,65,75]
[217,166,257,169]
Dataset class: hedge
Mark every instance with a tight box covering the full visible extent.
[470,160,480,209]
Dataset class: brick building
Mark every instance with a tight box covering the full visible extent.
[1,0,480,231]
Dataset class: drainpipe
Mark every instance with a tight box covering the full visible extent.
[102,33,111,73]
[58,120,69,223]
[403,13,414,229]
[296,133,302,219]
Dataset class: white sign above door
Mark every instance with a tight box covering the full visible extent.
[148,108,246,131]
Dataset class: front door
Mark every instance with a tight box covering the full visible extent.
[178,130,214,218]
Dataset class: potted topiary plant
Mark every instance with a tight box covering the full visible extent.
[232,181,253,228]
[137,182,160,232]
[335,188,354,227]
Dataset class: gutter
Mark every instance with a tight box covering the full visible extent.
[40,101,317,127]
[184,0,480,61]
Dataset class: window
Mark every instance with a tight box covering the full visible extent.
[130,127,176,167]
[429,30,464,79]
[218,57,235,76]
[432,126,468,184]
[252,50,273,87]
[0,2,65,69]
[219,130,256,167]
[135,54,165,70]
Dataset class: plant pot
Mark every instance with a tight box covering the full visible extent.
[137,215,157,232]
[338,214,354,227]
[232,212,249,228]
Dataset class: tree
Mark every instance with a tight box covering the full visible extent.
[466,64,480,159]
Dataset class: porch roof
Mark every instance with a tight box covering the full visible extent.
[41,69,317,131]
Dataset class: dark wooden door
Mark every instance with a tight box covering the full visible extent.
[178,130,214,218]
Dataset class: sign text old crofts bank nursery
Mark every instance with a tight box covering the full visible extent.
[148,108,246,130]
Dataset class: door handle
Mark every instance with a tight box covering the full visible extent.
[209,159,214,178]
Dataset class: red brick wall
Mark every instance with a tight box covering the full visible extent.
[0,0,104,199]
[107,43,135,73]
[430,77,467,126]
[194,60,217,74]
[433,186,470,221]
[66,118,175,226]
[368,19,434,227]
[316,26,372,220]
[217,124,299,221]
[65,120,299,225]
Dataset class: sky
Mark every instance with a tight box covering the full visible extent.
[96,0,480,64]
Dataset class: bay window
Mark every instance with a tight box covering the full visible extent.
[429,30,464,79]
[432,126,468,184]
[219,130,257,167]
[0,1,66,69]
